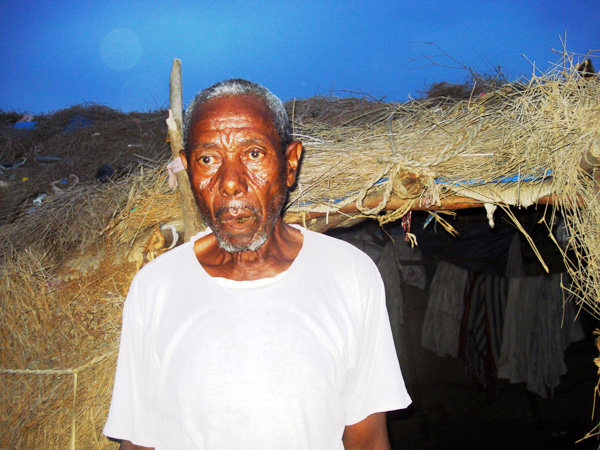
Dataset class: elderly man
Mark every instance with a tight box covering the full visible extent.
[104,79,411,450]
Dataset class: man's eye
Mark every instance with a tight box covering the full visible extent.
[199,155,214,164]
[248,150,263,160]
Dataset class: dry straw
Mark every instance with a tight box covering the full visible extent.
[1,53,600,447]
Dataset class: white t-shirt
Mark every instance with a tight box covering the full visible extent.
[104,225,411,450]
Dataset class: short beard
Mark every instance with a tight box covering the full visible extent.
[200,189,287,253]
[215,226,271,253]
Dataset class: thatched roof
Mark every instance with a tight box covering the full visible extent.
[285,77,595,225]
[1,59,599,448]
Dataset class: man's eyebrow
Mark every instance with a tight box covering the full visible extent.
[190,142,219,150]
[238,138,269,146]
[189,138,271,152]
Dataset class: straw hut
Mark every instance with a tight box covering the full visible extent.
[1,56,599,448]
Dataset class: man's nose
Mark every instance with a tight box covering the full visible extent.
[218,162,247,197]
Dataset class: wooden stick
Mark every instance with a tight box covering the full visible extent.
[166,59,204,240]
[284,192,575,233]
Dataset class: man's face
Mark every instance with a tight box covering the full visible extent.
[183,95,297,252]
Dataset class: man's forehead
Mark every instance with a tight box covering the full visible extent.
[192,95,276,131]
[190,129,272,147]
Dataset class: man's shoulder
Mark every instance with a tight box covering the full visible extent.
[299,228,384,301]
[301,227,378,270]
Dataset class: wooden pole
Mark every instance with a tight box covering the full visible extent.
[166,59,204,240]
[284,192,573,233]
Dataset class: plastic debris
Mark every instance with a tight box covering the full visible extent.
[35,156,62,164]
[17,113,34,122]
[167,157,185,189]
[32,193,48,206]
[95,165,115,183]
[484,203,497,228]
[12,114,37,129]
[13,121,37,130]
[51,174,79,194]
[161,225,180,250]
[64,115,93,133]
[95,164,133,183]
[0,157,27,171]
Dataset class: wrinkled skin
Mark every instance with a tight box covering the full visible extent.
[181,94,303,281]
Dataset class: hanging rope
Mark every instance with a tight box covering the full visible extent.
[0,350,118,450]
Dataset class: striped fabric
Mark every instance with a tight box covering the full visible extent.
[459,272,509,401]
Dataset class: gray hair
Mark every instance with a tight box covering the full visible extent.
[183,79,292,154]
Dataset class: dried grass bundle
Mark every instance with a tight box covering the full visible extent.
[0,247,129,449]
[287,69,598,214]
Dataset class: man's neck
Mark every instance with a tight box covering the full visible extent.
[193,221,304,281]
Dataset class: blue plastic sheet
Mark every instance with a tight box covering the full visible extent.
[12,121,37,130]
[435,169,553,186]
[65,115,94,133]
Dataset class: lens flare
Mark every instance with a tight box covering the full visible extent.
[100,28,142,72]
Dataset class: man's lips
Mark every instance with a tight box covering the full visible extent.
[215,203,259,226]
[218,214,257,234]
[221,214,255,224]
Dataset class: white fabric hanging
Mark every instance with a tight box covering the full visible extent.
[498,274,585,397]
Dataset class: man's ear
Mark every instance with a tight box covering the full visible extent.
[179,149,189,171]
[285,141,303,188]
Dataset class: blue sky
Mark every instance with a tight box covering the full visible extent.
[1,0,598,113]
